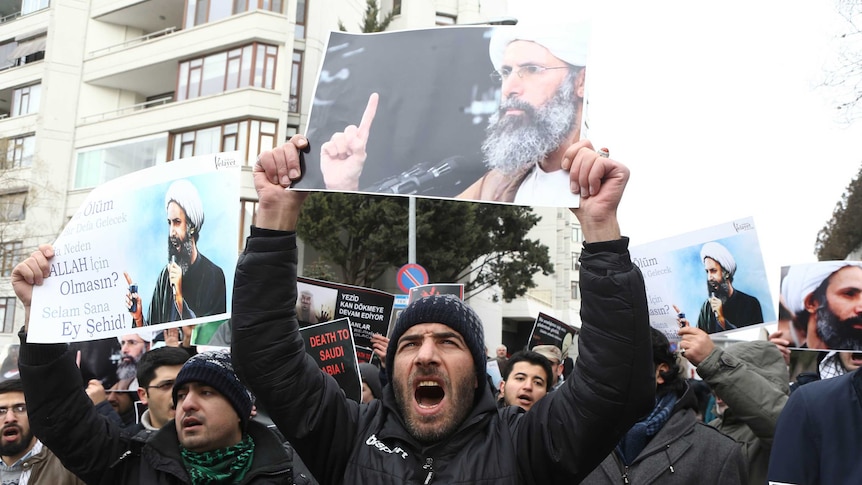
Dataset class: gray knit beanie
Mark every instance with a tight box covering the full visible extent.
[386,295,486,387]
[172,350,254,430]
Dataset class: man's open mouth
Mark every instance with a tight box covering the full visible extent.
[2,427,20,442]
[415,380,444,408]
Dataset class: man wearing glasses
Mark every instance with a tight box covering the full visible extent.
[320,17,593,206]
[0,379,83,484]
[135,347,190,435]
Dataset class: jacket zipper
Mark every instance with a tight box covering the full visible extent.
[423,457,435,484]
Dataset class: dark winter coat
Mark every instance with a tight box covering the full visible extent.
[231,229,655,485]
[18,336,309,485]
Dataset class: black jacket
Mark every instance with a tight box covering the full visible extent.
[18,336,309,485]
[231,229,655,485]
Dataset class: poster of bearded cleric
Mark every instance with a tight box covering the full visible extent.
[779,261,862,352]
[27,153,240,343]
[629,218,776,341]
[295,18,593,208]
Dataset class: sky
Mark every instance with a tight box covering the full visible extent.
[520,1,862,305]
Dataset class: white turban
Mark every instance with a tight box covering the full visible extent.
[165,179,204,234]
[700,242,736,277]
[488,16,591,71]
[781,262,862,315]
[117,329,153,344]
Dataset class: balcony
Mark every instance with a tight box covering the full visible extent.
[75,87,283,147]
[0,60,41,92]
[83,10,288,99]
[91,0,183,36]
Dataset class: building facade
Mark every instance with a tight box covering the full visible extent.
[0,0,581,370]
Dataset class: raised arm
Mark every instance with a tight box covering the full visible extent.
[517,144,655,483]
[12,246,129,484]
[232,135,360,483]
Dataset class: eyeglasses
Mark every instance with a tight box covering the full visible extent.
[490,65,570,83]
[0,404,26,416]
[145,380,175,392]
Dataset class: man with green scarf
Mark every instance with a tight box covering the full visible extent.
[8,249,313,484]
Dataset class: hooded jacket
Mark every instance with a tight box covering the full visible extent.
[581,382,747,484]
[231,229,655,485]
[697,340,789,485]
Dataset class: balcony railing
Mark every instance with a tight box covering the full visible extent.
[80,95,172,124]
[0,12,21,24]
[88,26,178,57]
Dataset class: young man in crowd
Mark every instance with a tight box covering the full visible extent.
[6,254,311,485]
[498,349,553,411]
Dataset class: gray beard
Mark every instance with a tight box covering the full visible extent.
[482,79,579,175]
[116,353,140,380]
[815,305,862,351]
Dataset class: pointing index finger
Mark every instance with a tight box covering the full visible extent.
[358,92,379,138]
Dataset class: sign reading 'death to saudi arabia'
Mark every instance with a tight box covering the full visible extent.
[295,20,592,208]
[629,217,776,342]
[296,276,394,364]
[299,317,362,402]
[28,153,240,343]
[527,312,579,355]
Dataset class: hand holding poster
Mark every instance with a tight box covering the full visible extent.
[630,217,775,341]
[27,153,240,343]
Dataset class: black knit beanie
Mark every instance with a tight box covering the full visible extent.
[172,350,254,430]
[387,294,486,388]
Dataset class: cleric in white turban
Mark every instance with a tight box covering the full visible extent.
[695,241,763,334]
[126,178,227,328]
[780,261,862,353]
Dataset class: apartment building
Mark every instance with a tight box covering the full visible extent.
[0,0,582,368]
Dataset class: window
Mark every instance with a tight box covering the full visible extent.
[0,298,15,334]
[12,84,40,117]
[21,0,50,15]
[177,43,277,101]
[74,134,168,189]
[239,199,259,249]
[572,226,582,243]
[171,119,277,165]
[436,13,456,25]
[571,281,580,300]
[185,0,284,29]
[1,241,23,277]
[295,0,306,38]
[286,124,300,138]
[290,50,303,113]
[6,35,46,68]
[0,192,26,222]
[572,251,580,271]
[393,0,401,15]
[1,134,35,169]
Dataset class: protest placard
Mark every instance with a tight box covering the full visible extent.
[407,283,464,303]
[779,261,862,352]
[300,317,361,402]
[630,217,775,341]
[296,277,393,363]
[28,153,240,343]
[527,312,578,354]
[296,22,591,207]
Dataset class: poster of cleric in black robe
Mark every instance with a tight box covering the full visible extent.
[296,17,592,208]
